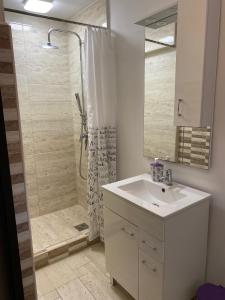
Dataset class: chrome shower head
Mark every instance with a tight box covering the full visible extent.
[41,42,58,49]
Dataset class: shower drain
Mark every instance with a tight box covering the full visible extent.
[74,223,89,231]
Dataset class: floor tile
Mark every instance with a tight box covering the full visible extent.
[82,243,107,274]
[64,250,90,271]
[57,278,95,300]
[42,259,78,289]
[35,243,133,300]
[38,290,61,300]
[79,262,133,300]
[35,268,56,296]
[31,204,88,254]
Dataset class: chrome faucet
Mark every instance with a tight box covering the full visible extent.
[159,169,173,186]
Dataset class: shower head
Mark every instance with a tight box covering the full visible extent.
[41,42,58,49]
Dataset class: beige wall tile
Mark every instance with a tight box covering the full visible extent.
[33,132,75,154]
[5,0,106,218]
[35,151,76,178]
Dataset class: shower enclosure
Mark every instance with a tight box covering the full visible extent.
[5,0,107,268]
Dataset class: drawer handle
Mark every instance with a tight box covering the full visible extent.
[121,228,135,238]
[142,240,157,252]
[142,260,157,273]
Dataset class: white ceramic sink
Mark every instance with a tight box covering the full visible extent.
[102,174,210,218]
[119,179,186,207]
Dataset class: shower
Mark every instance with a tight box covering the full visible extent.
[42,28,88,180]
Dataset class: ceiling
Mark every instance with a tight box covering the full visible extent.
[3,0,98,19]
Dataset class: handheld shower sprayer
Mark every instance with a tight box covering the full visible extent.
[74,93,88,180]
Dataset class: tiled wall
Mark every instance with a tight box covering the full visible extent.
[5,0,107,215]
[68,0,107,209]
[0,19,37,300]
[0,0,4,23]
[5,13,79,218]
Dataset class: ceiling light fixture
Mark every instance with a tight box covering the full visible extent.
[24,0,54,14]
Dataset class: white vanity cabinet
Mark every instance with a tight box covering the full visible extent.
[174,0,221,127]
[104,207,139,299]
[103,189,210,300]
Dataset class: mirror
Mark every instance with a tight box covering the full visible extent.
[138,5,212,170]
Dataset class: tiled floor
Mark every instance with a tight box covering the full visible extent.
[36,243,134,300]
[31,205,89,254]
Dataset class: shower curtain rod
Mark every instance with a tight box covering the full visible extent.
[4,8,108,30]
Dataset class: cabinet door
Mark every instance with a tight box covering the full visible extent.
[174,0,220,127]
[139,250,163,300]
[104,207,138,299]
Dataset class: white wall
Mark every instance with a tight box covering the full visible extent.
[110,0,225,285]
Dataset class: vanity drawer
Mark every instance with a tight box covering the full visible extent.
[139,230,164,263]
[139,249,163,300]
[103,190,164,241]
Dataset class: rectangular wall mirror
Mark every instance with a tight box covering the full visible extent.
[137,4,213,170]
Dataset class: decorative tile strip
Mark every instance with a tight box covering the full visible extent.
[34,234,99,270]
[0,23,36,299]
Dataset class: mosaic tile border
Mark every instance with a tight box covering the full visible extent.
[34,235,99,269]
[178,127,211,169]
[0,22,37,300]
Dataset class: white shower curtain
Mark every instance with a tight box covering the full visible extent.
[84,27,117,241]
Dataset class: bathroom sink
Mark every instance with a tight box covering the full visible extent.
[102,174,210,218]
[119,179,186,207]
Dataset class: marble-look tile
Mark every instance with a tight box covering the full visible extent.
[29,84,71,103]
[64,250,90,271]
[23,154,37,184]
[57,278,94,300]
[54,205,88,227]
[0,49,13,62]
[41,259,78,290]
[30,205,88,254]
[82,243,107,275]
[38,194,76,216]
[3,107,18,121]
[33,131,75,154]
[35,268,56,296]
[78,259,133,300]
[35,151,76,178]
[32,120,74,135]
[37,172,77,201]
[38,290,61,300]
[18,101,33,121]
[27,195,39,218]
[7,9,81,219]
[6,130,20,144]
[36,242,133,300]
[0,73,15,86]
[31,103,73,122]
